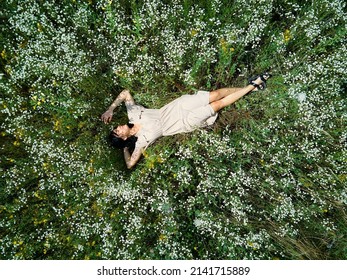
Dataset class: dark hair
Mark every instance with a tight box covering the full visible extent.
[109,123,137,151]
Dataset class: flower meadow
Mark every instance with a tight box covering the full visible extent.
[0,0,346,260]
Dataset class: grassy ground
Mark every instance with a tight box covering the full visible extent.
[0,0,346,259]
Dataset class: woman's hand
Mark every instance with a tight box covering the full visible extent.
[101,89,134,124]
[101,109,113,124]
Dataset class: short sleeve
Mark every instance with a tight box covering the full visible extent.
[135,128,162,150]
[135,134,150,149]
[126,103,145,124]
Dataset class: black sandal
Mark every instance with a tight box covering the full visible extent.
[248,72,272,91]
[260,72,272,83]
[250,79,265,90]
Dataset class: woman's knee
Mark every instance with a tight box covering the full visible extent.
[210,99,223,112]
[209,90,223,103]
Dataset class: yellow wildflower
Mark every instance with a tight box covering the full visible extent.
[54,120,61,131]
[1,49,6,59]
[283,29,291,43]
[159,234,167,241]
[190,29,198,37]
[219,38,227,53]
[338,174,346,182]
[37,22,43,32]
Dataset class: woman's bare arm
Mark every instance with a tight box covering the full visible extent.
[101,89,135,124]
[123,147,143,169]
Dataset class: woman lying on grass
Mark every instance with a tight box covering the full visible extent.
[101,73,271,169]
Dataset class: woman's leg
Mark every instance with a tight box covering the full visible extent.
[209,76,264,112]
[209,87,243,103]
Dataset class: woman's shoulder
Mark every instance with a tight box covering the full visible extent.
[126,102,146,123]
[134,131,150,149]
[126,102,145,111]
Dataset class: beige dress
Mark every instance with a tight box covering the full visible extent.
[126,91,218,149]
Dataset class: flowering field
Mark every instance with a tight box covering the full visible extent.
[0,0,346,260]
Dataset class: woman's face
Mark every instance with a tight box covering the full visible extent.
[113,125,130,140]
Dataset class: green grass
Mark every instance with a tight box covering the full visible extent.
[0,0,346,260]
